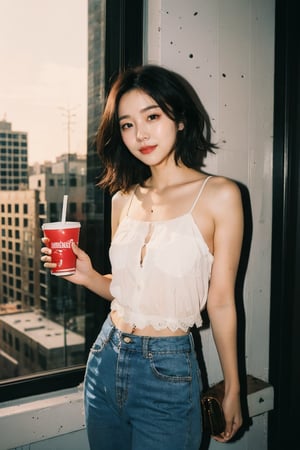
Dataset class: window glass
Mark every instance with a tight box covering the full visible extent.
[0,0,105,388]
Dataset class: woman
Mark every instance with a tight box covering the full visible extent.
[41,65,243,449]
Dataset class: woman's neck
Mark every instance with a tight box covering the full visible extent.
[146,165,203,191]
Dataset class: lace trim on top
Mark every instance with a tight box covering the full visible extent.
[110,300,203,332]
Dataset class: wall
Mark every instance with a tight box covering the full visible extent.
[145,0,275,449]
[0,386,88,450]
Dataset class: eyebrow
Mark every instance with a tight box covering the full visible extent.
[118,104,160,122]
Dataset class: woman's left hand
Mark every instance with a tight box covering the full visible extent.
[212,391,242,442]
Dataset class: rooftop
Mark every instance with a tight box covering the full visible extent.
[0,311,85,350]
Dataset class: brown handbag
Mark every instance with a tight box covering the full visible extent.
[201,380,226,436]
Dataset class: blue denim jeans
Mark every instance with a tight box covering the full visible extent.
[84,314,202,450]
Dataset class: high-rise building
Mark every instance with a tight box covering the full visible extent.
[83,0,110,348]
[0,190,40,310]
[0,119,28,190]
[0,154,87,316]
[87,0,106,189]
[0,310,85,379]
[29,153,87,318]
[0,153,88,379]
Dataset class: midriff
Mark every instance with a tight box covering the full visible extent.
[110,310,189,337]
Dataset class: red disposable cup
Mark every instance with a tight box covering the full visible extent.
[42,221,81,276]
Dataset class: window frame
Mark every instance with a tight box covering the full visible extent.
[0,0,143,403]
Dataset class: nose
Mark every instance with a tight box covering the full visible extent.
[136,124,149,142]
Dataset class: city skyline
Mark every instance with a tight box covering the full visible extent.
[0,0,87,165]
[0,0,105,383]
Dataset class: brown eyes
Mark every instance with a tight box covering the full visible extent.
[120,114,160,130]
[148,114,160,121]
[120,123,133,131]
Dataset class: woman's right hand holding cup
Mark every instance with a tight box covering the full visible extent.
[41,237,95,286]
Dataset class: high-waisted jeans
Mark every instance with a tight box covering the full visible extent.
[84,314,202,450]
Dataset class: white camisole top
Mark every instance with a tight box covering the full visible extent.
[109,176,214,332]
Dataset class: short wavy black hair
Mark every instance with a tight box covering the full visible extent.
[97,64,217,193]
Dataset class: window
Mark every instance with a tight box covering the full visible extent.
[49,203,57,215]
[69,202,77,214]
[69,177,77,187]
[0,0,143,402]
[82,202,89,213]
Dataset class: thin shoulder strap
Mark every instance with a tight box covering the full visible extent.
[189,176,213,213]
[126,184,139,216]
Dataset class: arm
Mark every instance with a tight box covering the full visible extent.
[41,190,128,300]
[206,178,244,441]
[41,238,114,300]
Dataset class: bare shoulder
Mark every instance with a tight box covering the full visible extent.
[191,176,242,254]
[202,176,243,225]
[111,186,136,235]
[112,189,128,209]
[113,185,137,206]
[206,176,241,204]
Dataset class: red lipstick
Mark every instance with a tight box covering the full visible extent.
[139,145,157,155]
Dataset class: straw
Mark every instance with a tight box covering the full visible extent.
[61,195,68,223]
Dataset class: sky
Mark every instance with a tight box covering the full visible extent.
[0,0,87,165]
